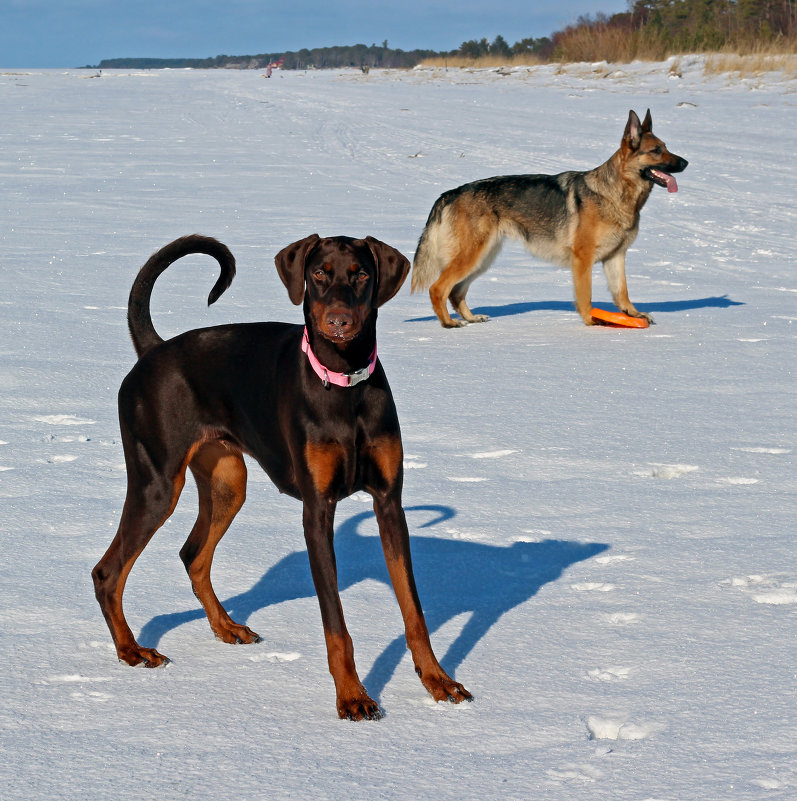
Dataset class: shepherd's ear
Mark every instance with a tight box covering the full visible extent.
[365,236,410,307]
[642,108,652,132]
[623,109,643,150]
[274,234,320,305]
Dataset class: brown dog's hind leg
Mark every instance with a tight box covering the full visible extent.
[181,441,260,645]
[92,468,189,667]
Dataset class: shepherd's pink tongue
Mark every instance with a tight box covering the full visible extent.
[652,169,678,193]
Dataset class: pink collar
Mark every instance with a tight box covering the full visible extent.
[301,327,377,388]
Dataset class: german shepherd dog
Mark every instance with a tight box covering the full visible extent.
[412,109,687,327]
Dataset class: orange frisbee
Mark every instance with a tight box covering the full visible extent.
[591,307,650,328]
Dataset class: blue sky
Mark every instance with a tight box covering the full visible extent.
[1,0,629,68]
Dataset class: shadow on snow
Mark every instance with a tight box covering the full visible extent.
[138,505,608,701]
[405,295,744,323]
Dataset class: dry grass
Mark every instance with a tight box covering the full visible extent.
[418,54,544,69]
[419,34,797,76]
[557,27,668,63]
[704,49,797,77]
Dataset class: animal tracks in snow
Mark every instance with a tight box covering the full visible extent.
[633,443,790,485]
[731,446,791,455]
[606,612,643,625]
[437,447,517,484]
[723,575,797,605]
[40,673,116,703]
[586,715,665,741]
[586,666,632,682]
[595,554,634,565]
[42,673,113,684]
[27,415,124,471]
[33,414,96,426]
[571,582,617,593]
[546,763,604,784]
[470,449,517,459]
[43,454,79,464]
[248,651,302,664]
[646,463,699,479]
[42,433,91,443]
[572,548,665,758]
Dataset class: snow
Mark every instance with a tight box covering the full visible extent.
[1,58,795,800]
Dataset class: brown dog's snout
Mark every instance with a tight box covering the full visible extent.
[323,307,357,339]
[326,309,353,329]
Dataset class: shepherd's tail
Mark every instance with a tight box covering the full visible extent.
[411,195,453,292]
[127,234,236,357]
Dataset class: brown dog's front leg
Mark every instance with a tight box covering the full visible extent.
[375,495,472,705]
[302,500,381,720]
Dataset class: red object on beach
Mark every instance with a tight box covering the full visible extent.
[591,307,650,328]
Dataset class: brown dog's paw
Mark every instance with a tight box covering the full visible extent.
[447,681,473,703]
[337,692,383,721]
[213,622,262,645]
[418,668,473,704]
[118,645,171,668]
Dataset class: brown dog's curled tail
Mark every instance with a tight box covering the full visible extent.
[127,234,236,357]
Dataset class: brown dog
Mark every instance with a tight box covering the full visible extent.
[412,109,688,327]
[92,234,471,720]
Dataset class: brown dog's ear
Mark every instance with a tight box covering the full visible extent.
[642,108,652,133]
[365,236,411,307]
[274,234,320,305]
[623,109,643,150]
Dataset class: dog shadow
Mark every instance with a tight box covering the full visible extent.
[406,295,744,323]
[138,505,608,701]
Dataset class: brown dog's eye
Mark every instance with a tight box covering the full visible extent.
[349,264,369,283]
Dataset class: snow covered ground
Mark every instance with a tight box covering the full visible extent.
[1,58,795,800]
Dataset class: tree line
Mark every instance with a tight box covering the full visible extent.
[91,42,438,71]
[552,0,797,61]
[454,0,796,62]
[89,0,797,70]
